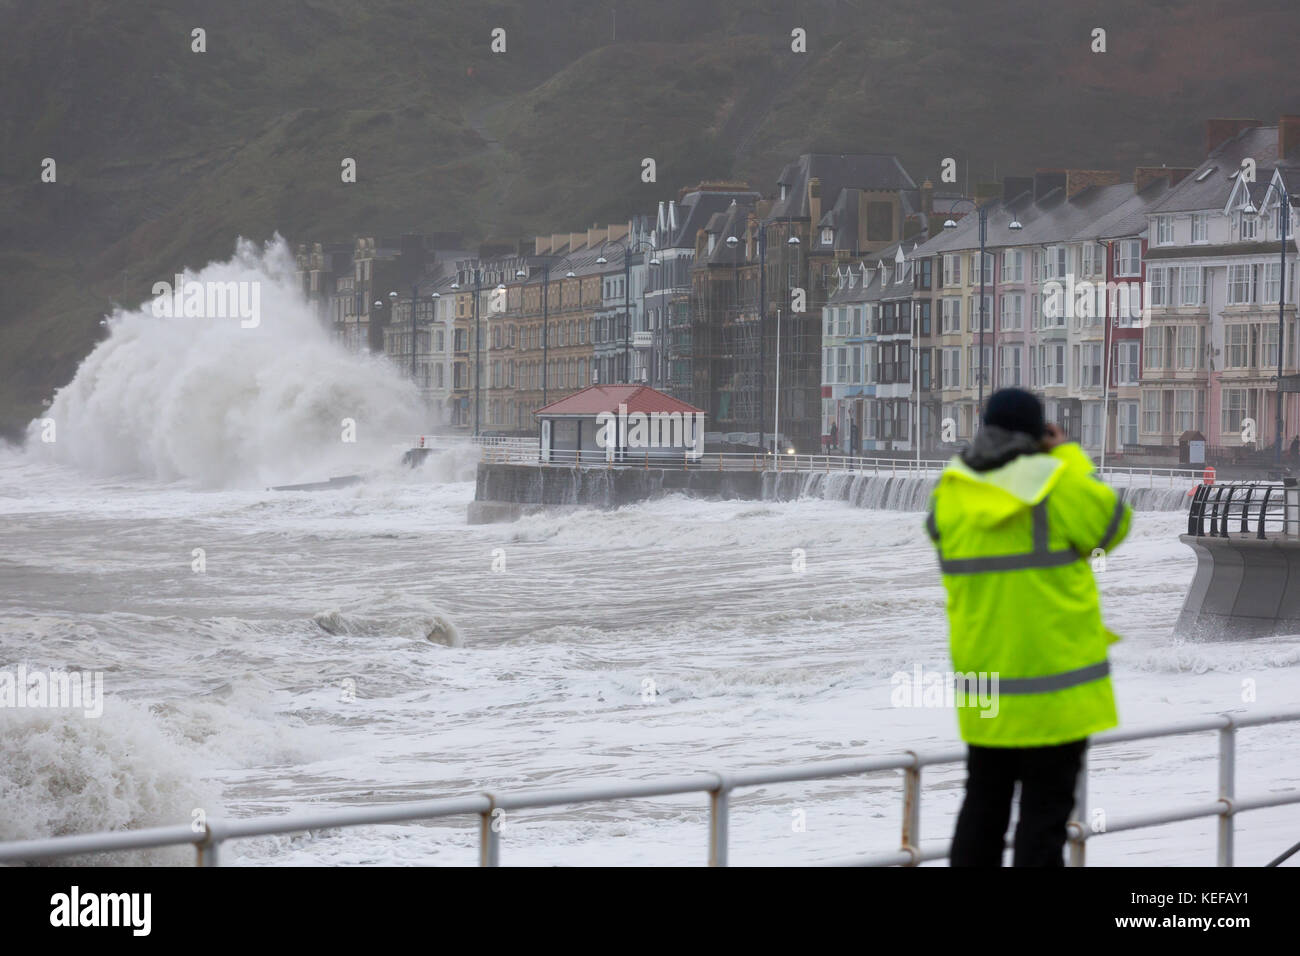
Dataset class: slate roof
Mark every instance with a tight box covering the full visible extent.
[534,385,704,417]
[909,181,1145,257]
[660,188,762,250]
[699,198,760,266]
[770,154,916,221]
[1150,126,1296,214]
[827,262,881,305]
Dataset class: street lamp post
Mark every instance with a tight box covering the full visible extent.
[944,200,1023,416]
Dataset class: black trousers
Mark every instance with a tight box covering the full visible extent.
[950,738,1087,867]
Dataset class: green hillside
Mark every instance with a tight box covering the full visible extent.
[1,0,1296,437]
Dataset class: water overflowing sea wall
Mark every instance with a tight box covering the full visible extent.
[470,463,762,522]
[473,462,1191,520]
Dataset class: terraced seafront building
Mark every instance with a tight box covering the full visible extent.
[298,118,1300,463]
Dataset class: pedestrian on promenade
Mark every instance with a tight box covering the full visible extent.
[925,388,1132,866]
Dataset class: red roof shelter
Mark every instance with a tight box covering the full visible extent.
[534,386,707,463]
[533,385,704,418]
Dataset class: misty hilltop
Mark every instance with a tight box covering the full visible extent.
[1,0,1296,437]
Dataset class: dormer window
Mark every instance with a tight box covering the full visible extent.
[821,227,834,246]
[1239,210,1258,240]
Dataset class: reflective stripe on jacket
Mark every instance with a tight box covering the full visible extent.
[926,442,1131,747]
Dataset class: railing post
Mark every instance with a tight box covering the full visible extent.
[1068,744,1088,867]
[1218,721,1235,867]
[1188,485,1205,535]
[1286,480,1300,537]
[479,801,501,867]
[1258,486,1273,540]
[708,777,730,867]
[901,754,921,866]
[196,822,222,867]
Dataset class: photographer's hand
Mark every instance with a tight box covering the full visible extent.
[1041,423,1066,451]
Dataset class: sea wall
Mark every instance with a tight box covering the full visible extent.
[1176,534,1300,638]
[475,463,761,511]
[473,462,1191,520]
[761,470,1190,512]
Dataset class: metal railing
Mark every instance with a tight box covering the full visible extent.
[1187,479,1300,538]
[1,710,1295,867]
[477,443,1207,487]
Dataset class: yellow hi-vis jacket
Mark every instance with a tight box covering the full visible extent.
[926,442,1131,747]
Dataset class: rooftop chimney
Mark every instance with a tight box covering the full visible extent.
[1065,169,1124,199]
[1002,176,1033,203]
[1134,166,1197,192]
[1206,118,1262,157]
[1280,115,1300,161]
[1032,170,1067,202]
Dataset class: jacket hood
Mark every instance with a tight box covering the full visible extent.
[960,425,1043,472]
[941,430,1066,526]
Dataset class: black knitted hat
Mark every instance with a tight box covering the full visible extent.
[982,387,1045,439]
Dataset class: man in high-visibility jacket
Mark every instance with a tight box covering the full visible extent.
[927,387,1131,867]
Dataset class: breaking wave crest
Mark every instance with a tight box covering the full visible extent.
[0,703,217,865]
[27,237,425,488]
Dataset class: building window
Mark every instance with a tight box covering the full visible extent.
[1221,389,1249,435]
[1116,341,1140,384]
[1263,323,1280,368]
[1149,266,1168,307]
[1240,210,1258,240]
[941,297,961,333]
[1001,250,1023,283]
[1180,266,1205,306]
[999,345,1022,386]
[1225,324,1249,368]
[999,293,1023,331]
[1192,213,1209,243]
[1176,326,1198,369]
[1263,262,1283,304]
[1082,402,1103,448]
[821,227,834,246]
[1114,240,1142,277]
[1174,389,1196,433]
[967,345,992,386]
[1045,246,1067,280]
[1119,401,1139,446]
[1078,343,1103,387]
[942,255,962,287]
[1081,244,1102,277]
[1142,390,1161,434]
[942,347,961,388]
[1228,263,1255,305]
[1155,216,1174,246]
[916,258,933,290]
